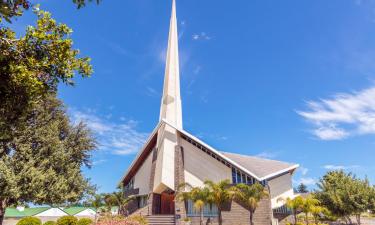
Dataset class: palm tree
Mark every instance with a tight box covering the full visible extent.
[310,205,328,224]
[278,196,304,225]
[89,194,104,224]
[301,195,320,225]
[176,183,209,225]
[204,179,234,225]
[233,183,269,225]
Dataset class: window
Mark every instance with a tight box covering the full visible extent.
[232,168,237,183]
[236,170,241,183]
[232,168,259,185]
[137,195,148,208]
[124,178,134,191]
[186,200,218,217]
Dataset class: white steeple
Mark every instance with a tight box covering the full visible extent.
[159,0,183,129]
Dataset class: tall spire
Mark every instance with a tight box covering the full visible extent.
[159,0,183,129]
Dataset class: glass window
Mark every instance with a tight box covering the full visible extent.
[236,170,242,183]
[232,168,237,183]
[186,200,218,217]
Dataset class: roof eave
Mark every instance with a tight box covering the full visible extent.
[118,121,164,185]
[260,164,300,180]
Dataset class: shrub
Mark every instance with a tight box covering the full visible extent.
[96,216,146,225]
[44,221,56,225]
[17,217,42,225]
[77,218,93,225]
[128,216,147,225]
[56,216,78,225]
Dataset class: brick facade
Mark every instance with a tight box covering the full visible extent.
[125,143,275,225]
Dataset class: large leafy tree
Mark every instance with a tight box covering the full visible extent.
[233,183,268,225]
[315,170,374,225]
[0,95,96,225]
[0,8,92,143]
[0,7,96,225]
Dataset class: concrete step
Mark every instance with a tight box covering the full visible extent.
[147,215,175,225]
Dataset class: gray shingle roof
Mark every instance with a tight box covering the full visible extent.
[221,151,298,179]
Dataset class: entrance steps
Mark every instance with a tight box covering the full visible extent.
[146,215,175,225]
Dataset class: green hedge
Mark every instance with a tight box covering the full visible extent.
[43,221,56,225]
[56,216,78,225]
[77,218,93,225]
[16,217,42,225]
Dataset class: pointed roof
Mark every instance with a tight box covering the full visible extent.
[120,120,299,184]
[159,0,183,129]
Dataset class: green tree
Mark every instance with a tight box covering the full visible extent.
[88,194,104,223]
[315,170,374,225]
[300,195,320,225]
[0,95,96,225]
[278,196,304,225]
[297,183,309,193]
[111,191,134,216]
[204,180,233,225]
[0,7,92,143]
[177,183,210,225]
[233,183,269,225]
[0,0,100,22]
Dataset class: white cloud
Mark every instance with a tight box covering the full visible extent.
[192,32,212,41]
[323,164,360,170]
[300,166,309,176]
[299,177,316,186]
[297,86,375,140]
[255,151,279,159]
[146,86,159,97]
[294,177,316,186]
[70,109,148,155]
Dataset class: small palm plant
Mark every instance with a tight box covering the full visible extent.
[301,195,320,225]
[232,183,269,225]
[278,196,304,225]
[176,183,209,225]
[204,179,234,225]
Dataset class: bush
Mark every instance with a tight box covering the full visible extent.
[128,216,147,225]
[44,221,56,225]
[77,218,93,225]
[56,216,78,225]
[96,216,146,225]
[17,217,42,225]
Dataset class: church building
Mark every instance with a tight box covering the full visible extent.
[120,1,299,224]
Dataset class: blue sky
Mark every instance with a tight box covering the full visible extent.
[11,0,375,193]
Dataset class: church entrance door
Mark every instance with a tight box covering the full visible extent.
[160,192,175,214]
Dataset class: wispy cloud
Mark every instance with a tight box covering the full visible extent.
[297,86,375,140]
[92,159,108,166]
[70,109,148,155]
[255,151,280,159]
[299,166,309,176]
[192,32,212,41]
[323,164,360,170]
[294,177,316,186]
[146,86,160,97]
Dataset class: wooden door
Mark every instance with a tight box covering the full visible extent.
[160,193,175,214]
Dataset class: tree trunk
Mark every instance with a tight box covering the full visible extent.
[218,209,222,225]
[249,211,254,225]
[356,214,361,225]
[200,208,203,225]
[0,198,7,225]
[293,211,298,225]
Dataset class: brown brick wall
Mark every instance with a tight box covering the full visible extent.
[175,145,186,225]
[184,197,272,225]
